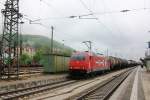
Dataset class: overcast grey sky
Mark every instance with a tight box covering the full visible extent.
[0,0,150,60]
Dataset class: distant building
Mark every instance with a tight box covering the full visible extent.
[18,46,36,57]
[23,46,36,57]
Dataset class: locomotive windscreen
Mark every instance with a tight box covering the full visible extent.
[71,54,85,61]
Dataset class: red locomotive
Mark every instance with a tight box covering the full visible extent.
[69,51,137,76]
[69,51,110,75]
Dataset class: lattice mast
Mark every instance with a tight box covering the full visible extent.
[0,0,21,79]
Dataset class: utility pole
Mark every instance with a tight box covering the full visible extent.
[62,40,65,54]
[20,21,24,56]
[0,0,22,79]
[51,26,54,54]
[62,40,65,69]
[106,49,109,57]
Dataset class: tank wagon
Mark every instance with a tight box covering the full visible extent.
[108,56,129,70]
[69,51,137,76]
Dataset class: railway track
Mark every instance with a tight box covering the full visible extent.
[0,77,72,100]
[0,68,135,100]
[70,68,134,100]
[19,67,44,74]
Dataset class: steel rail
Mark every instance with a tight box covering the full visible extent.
[70,67,135,100]
[0,80,77,100]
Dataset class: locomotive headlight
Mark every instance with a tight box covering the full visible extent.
[70,66,72,69]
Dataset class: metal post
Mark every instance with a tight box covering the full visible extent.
[89,41,92,54]
[62,40,65,69]
[51,26,54,54]
[20,21,24,56]
[106,49,108,57]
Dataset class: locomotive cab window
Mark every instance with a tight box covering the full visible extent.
[71,54,85,61]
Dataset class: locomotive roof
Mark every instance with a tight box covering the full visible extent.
[74,51,105,57]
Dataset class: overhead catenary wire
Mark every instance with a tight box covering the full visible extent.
[42,7,150,21]
[76,7,150,18]
[144,0,146,9]
[40,0,65,16]
[22,14,34,23]
[79,0,150,16]
[21,13,81,37]
[24,16,53,32]
[15,0,150,36]
[79,0,112,29]
[100,0,126,47]
[29,16,78,21]
[91,0,95,11]
[78,0,150,36]
[79,0,94,15]
[22,13,79,25]
[19,17,74,47]
[22,7,150,23]
[21,0,150,24]
[79,0,115,35]
[18,0,150,39]
[130,7,150,11]
[27,19,55,39]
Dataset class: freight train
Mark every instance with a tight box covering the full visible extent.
[69,51,138,76]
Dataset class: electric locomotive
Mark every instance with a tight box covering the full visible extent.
[69,51,110,75]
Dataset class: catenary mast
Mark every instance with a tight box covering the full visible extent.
[0,0,22,79]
